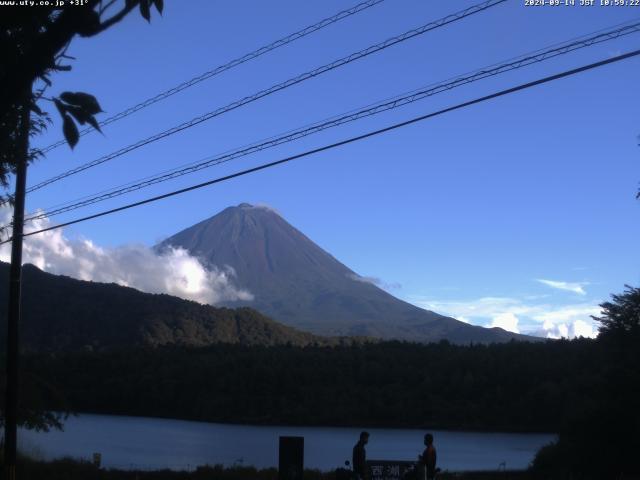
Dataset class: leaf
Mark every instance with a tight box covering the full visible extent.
[153,0,163,14]
[62,114,79,149]
[53,99,66,117]
[76,10,101,37]
[60,92,103,115]
[66,105,90,125]
[140,0,151,22]
[30,103,44,116]
[86,115,103,134]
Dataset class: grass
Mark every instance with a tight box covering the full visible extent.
[3,457,545,480]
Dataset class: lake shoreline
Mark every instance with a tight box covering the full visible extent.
[58,410,558,436]
[13,457,540,480]
[19,413,555,472]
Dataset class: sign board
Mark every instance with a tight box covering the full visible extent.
[279,436,304,480]
[367,460,417,480]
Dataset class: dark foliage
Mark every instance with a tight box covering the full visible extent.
[17,339,597,433]
[593,285,640,340]
[3,456,541,480]
[531,286,640,478]
[0,0,162,199]
[0,263,338,352]
[6,457,312,480]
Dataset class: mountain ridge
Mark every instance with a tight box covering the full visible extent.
[0,262,344,352]
[159,203,536,344]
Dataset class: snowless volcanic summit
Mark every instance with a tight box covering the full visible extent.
[158,203,531,343]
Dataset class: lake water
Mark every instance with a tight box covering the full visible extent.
[18,414,555,472]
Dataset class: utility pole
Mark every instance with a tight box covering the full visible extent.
[4,92,30,480]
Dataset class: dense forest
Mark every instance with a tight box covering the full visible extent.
[16,339,598,432]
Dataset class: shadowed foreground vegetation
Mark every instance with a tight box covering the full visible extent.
[5,457,549,480]
[4,334,639,479]
[2,287,639,478]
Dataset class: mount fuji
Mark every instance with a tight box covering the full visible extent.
[159,203,532,344]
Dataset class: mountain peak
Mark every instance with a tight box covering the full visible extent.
[232,203,280,216]
[159,205,535,344]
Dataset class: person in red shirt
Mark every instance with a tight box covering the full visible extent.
[419,433,437,480]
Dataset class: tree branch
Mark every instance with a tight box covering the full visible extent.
[1,0,140,111]
[88,1,140,37]
[99,0,118,16]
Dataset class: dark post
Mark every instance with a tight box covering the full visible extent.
[4,95,30,480]
[278,436,304,480]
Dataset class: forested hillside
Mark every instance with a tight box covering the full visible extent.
[0,263,335,351]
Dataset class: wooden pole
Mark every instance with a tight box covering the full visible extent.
[4,94,30,480]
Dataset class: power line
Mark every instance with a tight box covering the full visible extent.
[36,0,387,155]
[20,19,640,224]
[5,47,639,245]
[31,17,640,215]
[24,0,506,195]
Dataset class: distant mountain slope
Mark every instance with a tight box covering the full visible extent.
[0,262,329,352]
[159,203,535,343]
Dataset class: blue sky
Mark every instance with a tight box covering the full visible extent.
[12,0,640,337]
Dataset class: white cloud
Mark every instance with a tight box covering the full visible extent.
[253,203,282,216]
[238,203,282,216]
[419,297,531,319]
[415,295,601,339]
[0,209,252,305]
[553,324,569,339]
[538,317,598,339]
[532,305,601,324]
[490,312,520,333]
[536,279,588,295]
[572,319,597,338]
[348,273,401,290]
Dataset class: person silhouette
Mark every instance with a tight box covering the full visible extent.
[419,433,437,480]
[352,431,370,480]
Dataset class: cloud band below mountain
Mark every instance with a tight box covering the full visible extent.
[414,296,601,339]
[0,210,252,306]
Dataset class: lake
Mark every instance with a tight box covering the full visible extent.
[18,414,555,472]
